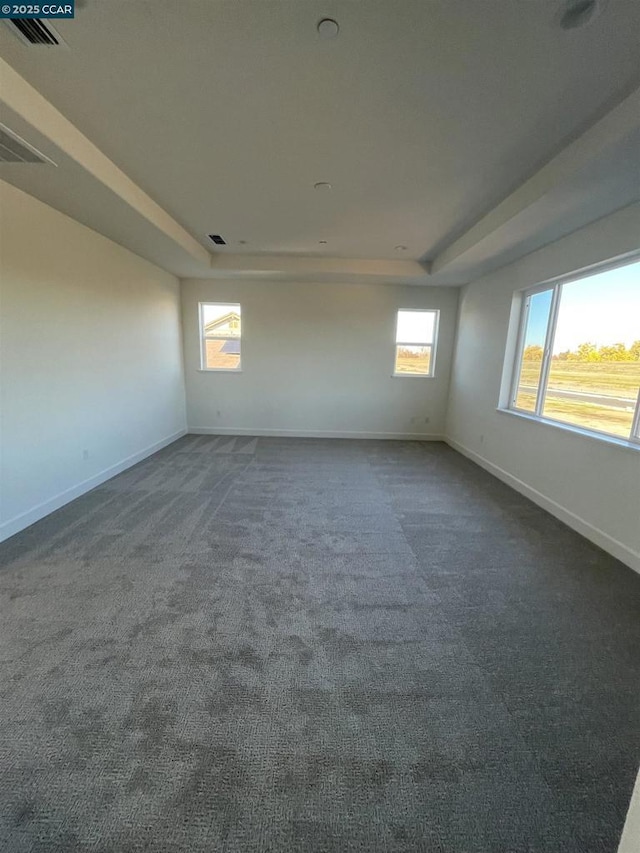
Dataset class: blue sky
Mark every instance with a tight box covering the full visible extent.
[524,259,639,351]
[524,289,552,349]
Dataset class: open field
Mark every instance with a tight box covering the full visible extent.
[520,360,640,396]
[515,360,639,438]
[395,348,431,375]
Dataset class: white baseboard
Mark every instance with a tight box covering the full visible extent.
[189,426,445,441]
[0,428,187,544]
[445,437,640,576]
[618,767,640,853]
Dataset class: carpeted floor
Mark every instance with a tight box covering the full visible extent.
[0,436,638,852]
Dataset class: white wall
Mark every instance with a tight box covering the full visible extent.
[446,203,640,573]
[0,181,187,541]
[182,279,458,438]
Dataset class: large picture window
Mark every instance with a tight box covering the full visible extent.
[199,302,241,371]
[509,257,640,444]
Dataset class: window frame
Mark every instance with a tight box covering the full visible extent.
[507,254,640,447]
[392,309,440,379]
[198,301,242,372]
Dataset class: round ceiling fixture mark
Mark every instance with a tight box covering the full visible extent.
[317,18,339,39]
[395,245,408,251]
[319,240,328,244]
[560,0,601,29]
[314,182,332,191]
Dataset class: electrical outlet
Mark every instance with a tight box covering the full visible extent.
[424,417,430,424]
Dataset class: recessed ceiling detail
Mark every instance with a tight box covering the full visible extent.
[0,122,53,164]
[208,234,227,246]
[313,182,332,191]
[0,2,637,283]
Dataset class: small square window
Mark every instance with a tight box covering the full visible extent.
[199,302,241,370]
[393,310,439,377]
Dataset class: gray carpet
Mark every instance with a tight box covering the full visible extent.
[0,436,638,852]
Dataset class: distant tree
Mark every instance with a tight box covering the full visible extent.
[576,342,600,362]
[598,342,632,362]
[523,344,543,361]
[531,340,640,362]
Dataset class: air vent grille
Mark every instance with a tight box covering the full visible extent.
[208,234,227,246]
[0,124,52,164]
[7,18,60,45]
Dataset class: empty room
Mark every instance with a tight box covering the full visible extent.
[1,1,639,851]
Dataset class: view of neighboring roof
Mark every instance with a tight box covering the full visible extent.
[204,311,240,336]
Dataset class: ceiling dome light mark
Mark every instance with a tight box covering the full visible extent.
[317,18,339,39]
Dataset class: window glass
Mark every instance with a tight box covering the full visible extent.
[395,345,431,375]
[394,310,438,377]
[509,258,640,443]
[513,289,553,413]
[543,267,640,438]
[200,303,241,370]
[396,310,435,344]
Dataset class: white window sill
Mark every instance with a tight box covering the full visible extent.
[392,373,435,379]
[198,368,243,373]
[497,407,640,452]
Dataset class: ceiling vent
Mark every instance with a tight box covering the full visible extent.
[208,234,227,246]
[0,123,55,164]
[4,18,65,46]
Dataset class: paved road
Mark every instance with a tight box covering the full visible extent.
[519,385,637,410]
